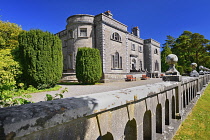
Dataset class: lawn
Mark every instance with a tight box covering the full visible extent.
[173,84,210,140]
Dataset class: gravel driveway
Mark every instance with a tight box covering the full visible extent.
[30,78,163,103]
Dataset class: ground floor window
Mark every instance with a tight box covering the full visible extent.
[155,60,159,71]
[112,52,122,69]
[132,58,136,70]
[139,60,143,71]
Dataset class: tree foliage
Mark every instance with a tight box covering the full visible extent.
[0,49,21,91]
[18,30,63,89]
[161,42,172,72]
[0,20,22,90]
[162,31,210,74]
[76,47,102,84]
[0,20,22,49]
[0,21,32,107]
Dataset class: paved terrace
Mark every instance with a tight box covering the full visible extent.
[30,78,162,103]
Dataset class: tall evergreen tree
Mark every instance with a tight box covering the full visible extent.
[76,47,102,84]
[18,30,63,89]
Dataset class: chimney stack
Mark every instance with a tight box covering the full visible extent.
[132,26,140,38]
[104,10,113,18]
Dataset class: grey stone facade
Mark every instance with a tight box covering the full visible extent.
[56,11,161,81]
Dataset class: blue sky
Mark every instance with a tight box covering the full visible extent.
[1,0,210,46]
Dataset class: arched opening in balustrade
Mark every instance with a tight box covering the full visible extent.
[191,86,193,99]
[194,85,196,98]
[188,86,191,102]
[186,89,189,105]
[165,99,169,125]
[156,104,162,133]
[172,96,176,119]
[124,118,137,140]
[200,81,203,90]
[188,87,191,101]
[97,132,114,140]
[183,90,186,108]
[143,110,152,140]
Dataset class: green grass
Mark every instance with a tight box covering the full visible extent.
[173,84,210,140]
[16,85,62,94]
[58,82,81,85]
[58,82,102,85]
[0,85,62,108]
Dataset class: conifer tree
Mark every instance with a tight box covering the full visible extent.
[18,30,63,89]
[76,47,102,84]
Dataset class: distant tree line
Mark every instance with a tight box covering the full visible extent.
[161,31,210,75]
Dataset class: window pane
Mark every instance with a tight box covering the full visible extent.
[120,57,122,68]
[112,55,114,68]
[111,32,121,41]
[114,52,119,68]
[80,28,87,37]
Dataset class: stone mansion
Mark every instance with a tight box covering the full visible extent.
[56,11,161,82]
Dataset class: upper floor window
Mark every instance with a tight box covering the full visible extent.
[138,46,142,53]
[111,32,121,42]
[131,43,135,51]
[79,28,87,37]
[154,48,158,54]
[68,30,74,38]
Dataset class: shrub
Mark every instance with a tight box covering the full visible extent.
[18,30,63,89]
[0,49,21,91]
[76,47,102,84]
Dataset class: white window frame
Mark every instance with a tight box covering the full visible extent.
[79,28,87,37]
[111,52,123,69]
[154,49,158,54]
[131,43,135,51]
[138,46,143,53]
[111,32,121,42]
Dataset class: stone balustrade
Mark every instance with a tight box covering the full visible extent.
[0,75,210,140]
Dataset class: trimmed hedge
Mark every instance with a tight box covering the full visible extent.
[18,30,63,89]
[76,47,102,84]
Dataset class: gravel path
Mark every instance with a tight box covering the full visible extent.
[30,78,163,103]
